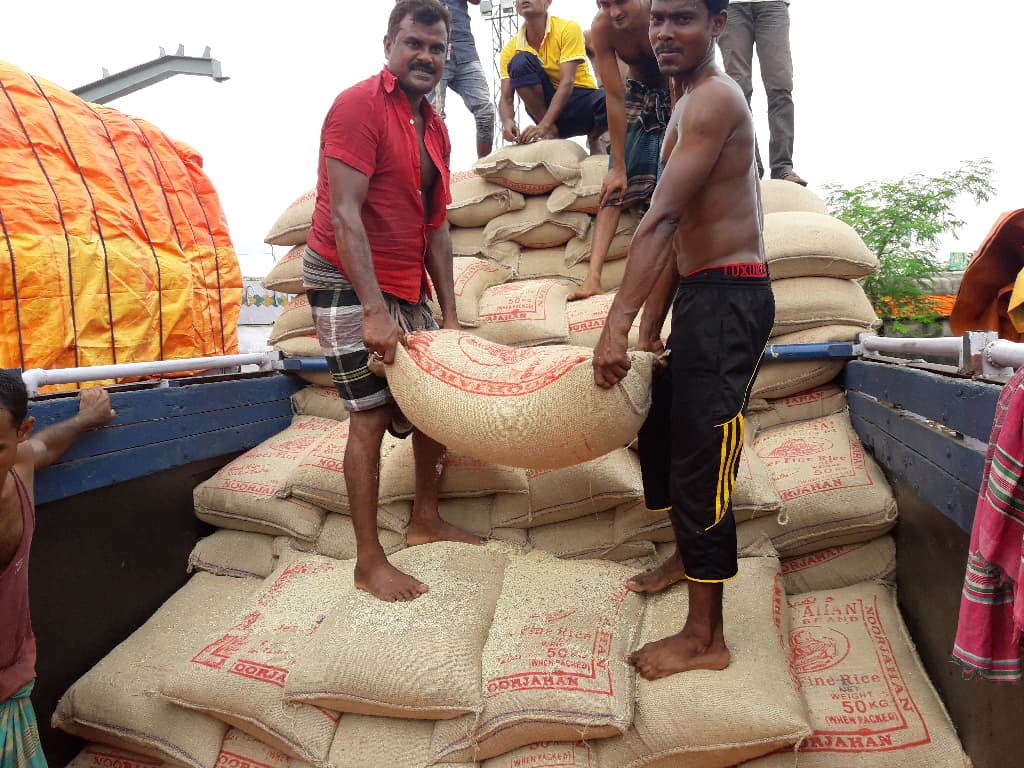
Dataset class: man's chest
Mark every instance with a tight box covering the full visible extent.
[0,490,25,574]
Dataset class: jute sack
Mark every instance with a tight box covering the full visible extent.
[494,448,643,529]
[286,542,508,718]
[614,502,675,545]
[738,413,898,557]
[328,715,479,768]
[380,438,529,504]
[68,744,170,768]
[273,335,322,359]
[748,383,847,434]
[216,728,312,768]
[566,258,628,292]
[514,249,628,294]
[547,155,611,214]
[448,176,528,228]
[759,179,827,216]
[753,325,864,400]
[188,530,282,580]
[265,188,316,246]
[482,741,597,768]
[387,330,656,469]
[770,277,880,337]
[437,497,532,548]
[290,385,349,422]
[160,555,354,765]
[564,210,639,266]
[566,293,642,349]
[473,279,573,347]
[594,557,811,768]
[262,244,306,295]
[742,583,971,768]
[528,511,656,562]
[431,551,644,762]
[484,198,591,249]
[53,574,260,768]
[763,212,879,280]
[733,448,784,518]
[452,257,515,327]
[194,416,332,541]
[451,226,522,268]
[474,139,588,195]
[267,296,314,345]
[313,511,406,560]
[781,534,896,594]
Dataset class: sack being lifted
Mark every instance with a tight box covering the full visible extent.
[0,60,242,382]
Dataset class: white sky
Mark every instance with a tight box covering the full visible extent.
[3,1,1021,278]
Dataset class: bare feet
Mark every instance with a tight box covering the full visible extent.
[629,631,731,679]
[354,555,429,602]
[568,278,604,302]
[406,517,486,547]
[627,549,687,593]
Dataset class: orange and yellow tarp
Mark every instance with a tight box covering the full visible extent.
[0,60,241,382]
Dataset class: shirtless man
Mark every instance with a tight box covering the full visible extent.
[1,375,115,765]
[570,0,670,301]
[592,0,774,679]
[303,0,482,603]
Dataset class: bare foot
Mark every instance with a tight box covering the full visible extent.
[568,279,604,302]
[627,549,686,593]
[628,631,731,679]
[406,517,486,547]
[354,556,429,602]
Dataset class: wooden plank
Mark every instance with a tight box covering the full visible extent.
[851,413,978,533]
[848,391,987,489]
[843,360,1000,443]
[35,415,292,504]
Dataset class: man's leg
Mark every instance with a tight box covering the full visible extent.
[448,58,496,158]
[347,406,430,602]
[406,429,485,546]
[507,51,555,127]
[754,1,803,183]
[0,683,48,768]
[717,4,764,178]
[569,203,623,300]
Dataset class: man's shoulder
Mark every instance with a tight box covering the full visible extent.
[333,72,384,105]
[690,72,749,115]
[550,15,584,37]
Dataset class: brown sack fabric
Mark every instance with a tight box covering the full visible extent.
[475,279,573,347]
[770,277,880,337]
[53,574,260,768]
[749,384,847,434]
[286,543,508,719]
[263,244,306,295]
[474,140,587,195]
[484,198,591,249]
[188,530,281,580]
[452,257,515,327]
[448,176,527,229]
[759,179,828,216]
[547,155,611,214]
[753,325,865,400]
[267,296,315,346]
[763,212,878,280]
[781,535,896,594]
[290,386,350,422]
[265,188,315,246]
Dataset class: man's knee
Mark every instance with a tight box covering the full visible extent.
[507,51,544,87]
[347,405,394,441]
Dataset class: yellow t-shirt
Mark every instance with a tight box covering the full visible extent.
[499,15,598,90]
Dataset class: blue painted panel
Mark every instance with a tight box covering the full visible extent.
[844,361,1000,443]
[763,342,857,362]
[282,357,329,372]
[848,391,987,490]
[851,413,978,533]
[35,415,292,505]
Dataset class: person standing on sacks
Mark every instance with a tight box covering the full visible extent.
[592,0,774,677]
[1,373,115,766]
[303,0,483,603]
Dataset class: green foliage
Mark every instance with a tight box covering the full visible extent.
[823,159,996,325]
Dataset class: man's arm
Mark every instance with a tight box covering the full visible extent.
[326,158,404,364]
[520,60,580,143]
[590,18,628,205]
[18,388,116,473]
[499,78,520,142]
[637,258,678,349]
[594,84,738,386]
[425,221,459,330]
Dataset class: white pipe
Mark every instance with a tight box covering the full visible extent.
[986,339,1024,370]
[859,334,963,359]
[21,351,281,395]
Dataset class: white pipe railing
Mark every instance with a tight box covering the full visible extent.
[858,334,963,360]
[986,339,1024,371]
[21,351,282,395]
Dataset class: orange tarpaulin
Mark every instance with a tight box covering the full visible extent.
[950,209,1024,341]
[0,60,241,380]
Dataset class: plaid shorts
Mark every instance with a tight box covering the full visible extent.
[304,249,437,414]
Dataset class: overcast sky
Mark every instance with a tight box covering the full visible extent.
[4,1,1021,277]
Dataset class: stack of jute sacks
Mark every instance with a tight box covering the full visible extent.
[53,542,970,768]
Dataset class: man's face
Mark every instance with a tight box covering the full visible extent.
[516,0,551,19]
[384,15,448,97]
[597,0,638,30]
[649,0,723,76]
[0,410,30,481]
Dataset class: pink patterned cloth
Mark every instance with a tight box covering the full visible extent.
[953,365,1024,681]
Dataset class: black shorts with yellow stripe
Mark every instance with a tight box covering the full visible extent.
[637,263,775,583]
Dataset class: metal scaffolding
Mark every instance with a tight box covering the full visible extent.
[479,0,521,145]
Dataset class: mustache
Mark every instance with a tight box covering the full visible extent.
[410,62,436,74]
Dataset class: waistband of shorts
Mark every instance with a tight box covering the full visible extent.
[680,262,771,284]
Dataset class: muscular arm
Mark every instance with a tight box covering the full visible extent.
[18,388,116,473]
[425,221,459,329]
[499,78,519,141]
[591,19,626,175]
[327,158,404,362]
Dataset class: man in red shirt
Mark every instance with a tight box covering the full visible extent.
[303,0,483,603]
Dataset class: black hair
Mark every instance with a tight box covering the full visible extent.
[0,370,28,427]
[705,0,729,14]
[389,0,452,40]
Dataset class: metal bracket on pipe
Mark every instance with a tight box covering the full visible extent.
[983,338,1021,377]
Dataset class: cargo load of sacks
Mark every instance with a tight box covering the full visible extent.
[0,60,242,384]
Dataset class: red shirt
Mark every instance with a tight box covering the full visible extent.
[307,67,452,304]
